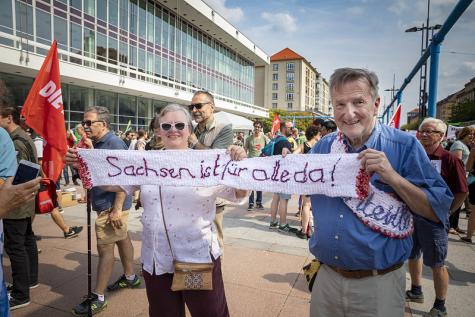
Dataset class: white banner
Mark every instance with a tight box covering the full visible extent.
[77,149,368,198]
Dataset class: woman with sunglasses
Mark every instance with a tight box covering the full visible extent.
[101,104,248,317]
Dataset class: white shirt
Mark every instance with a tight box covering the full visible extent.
[124,185,245,275]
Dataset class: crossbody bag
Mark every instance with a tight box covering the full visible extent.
[158,186,214,291]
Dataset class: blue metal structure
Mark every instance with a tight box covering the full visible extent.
[381,0,473,122]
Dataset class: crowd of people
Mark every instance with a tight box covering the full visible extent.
[0,67,474,317]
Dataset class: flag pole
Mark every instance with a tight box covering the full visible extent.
[86,189,92,317]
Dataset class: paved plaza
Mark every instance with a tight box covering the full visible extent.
[3,188,475,317]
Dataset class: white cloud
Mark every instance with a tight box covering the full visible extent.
[345,6,365,16]
[261,12,298,33]
[388,0,409,15]
[204,0,244,23]
[463,61,475,72]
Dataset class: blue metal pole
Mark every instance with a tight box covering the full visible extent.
[380,0,473,120]
[428,42,441,118]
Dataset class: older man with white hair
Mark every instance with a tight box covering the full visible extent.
[406,118,467,317]
[307,68,452,317]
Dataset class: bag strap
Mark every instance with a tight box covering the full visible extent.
[158,186,176,261]
[158,186,213,261]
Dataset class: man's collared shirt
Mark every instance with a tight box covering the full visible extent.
[91,131,132,212]
[194,116,233,149]
[309,122,453,270]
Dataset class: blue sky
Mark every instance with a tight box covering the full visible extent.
[205,0,475,124]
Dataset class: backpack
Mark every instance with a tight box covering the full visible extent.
[260,135,287,157]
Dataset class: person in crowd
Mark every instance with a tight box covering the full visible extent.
[306,68,451,317]
[0,126,41,315]
[320,120,337,137]
[449,126,474,232]
[145,117,164,151]
[92,104,247,316]
[66,106,140,316]
[134,129,147,151]
[0,102,39,310]
[286,122,298,152]
[295,125,320,239]
[30,132,83,239]
[244,120,268,211]
[406,118,467,317]
[461,146,475,243]
[124,130,136,148]
[187,91,233,250]
[63,129,77,185]
[312,118,325,129]
[297,130,307,145]
[269,122,296,233]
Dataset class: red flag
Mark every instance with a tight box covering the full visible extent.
[270,113,281,136]
[21,40,67,181]
[389,104,402,129]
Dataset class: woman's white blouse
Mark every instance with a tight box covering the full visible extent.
[123,185,245,275]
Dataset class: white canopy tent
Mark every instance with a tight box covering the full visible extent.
[214,111,254,131]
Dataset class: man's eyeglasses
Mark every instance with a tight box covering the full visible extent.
[254,125,262,129]
[188,102,210,111]
[81,120,104,127]
[419,130,443,135]
[160,122,187,131]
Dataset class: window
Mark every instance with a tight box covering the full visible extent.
[272,93,278,100]
[272,73,278,81]
[109,0,118,26]
[0,0,13,34]
[272,103,277,109]
[54,16,67,50]
[287,62,295,72]
[272,64,278,71]
[70,0,81,10]
[70,22,82,55]
[272,83,278,90]
[97,0,107,21]
[119,0,128,30]
[287,72,294,82]
[287,102,293,109]
[286,93,294,101]
[287,83,294,92]
[84,0,95,16]
[130,0,138,35]
[35,9,51,45]
[96,33,107,70]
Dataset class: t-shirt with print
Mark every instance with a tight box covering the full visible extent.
[244,134,268,158]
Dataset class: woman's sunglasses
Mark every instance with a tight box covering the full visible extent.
[160,122,187,131]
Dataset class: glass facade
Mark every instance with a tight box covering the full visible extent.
[0,72,164,132]
[0,0,255,105]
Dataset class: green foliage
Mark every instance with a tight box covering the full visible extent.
[400,119,422,131]
[450,100,475,123]
[259,109,317,134]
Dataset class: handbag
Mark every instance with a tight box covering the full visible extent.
[158,187,214,291]
[35,179,57,214]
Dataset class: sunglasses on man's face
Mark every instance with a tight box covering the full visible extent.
[160,122,187,131]
[81,120,104,127]
[188,102,209,111]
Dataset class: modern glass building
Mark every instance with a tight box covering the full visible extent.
[0,0,269,131]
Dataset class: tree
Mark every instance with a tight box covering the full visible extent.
[450,100,475,123]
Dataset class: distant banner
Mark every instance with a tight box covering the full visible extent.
[77,149,369,199]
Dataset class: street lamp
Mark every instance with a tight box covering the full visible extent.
[405,0,442,120]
